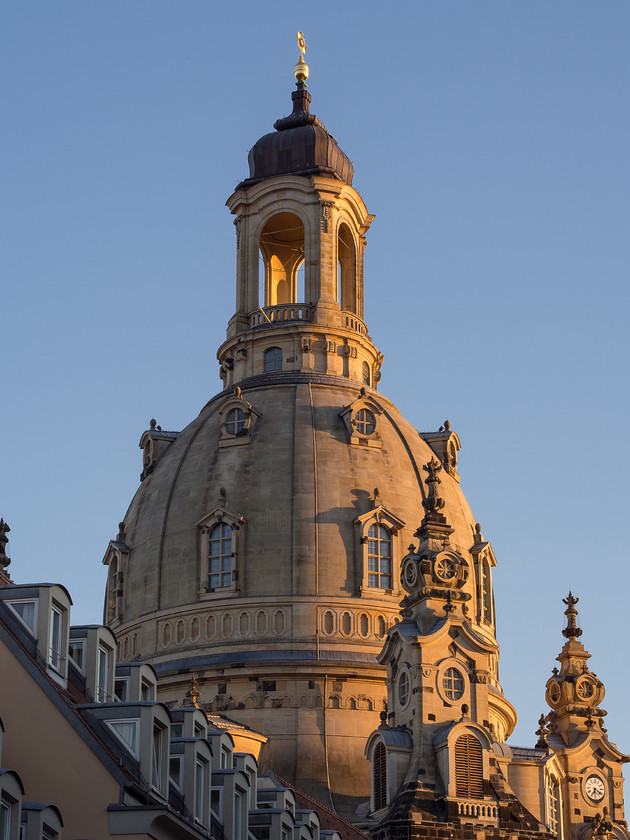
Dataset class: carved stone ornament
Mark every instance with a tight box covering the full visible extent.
[401,556,420,593]
[0,518,11,569]
[422,458,445,514]
[320,200,334,232]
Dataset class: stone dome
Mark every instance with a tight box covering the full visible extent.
[120,376,476,630]
[104,72,497,816]
[110,371,479,810]
[237,88,354,189]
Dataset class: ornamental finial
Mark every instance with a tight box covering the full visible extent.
[186,677,201,709]
[294,32,309,87]
[422,458,445,514]
[0,519,11,569]
[562,591,582,638]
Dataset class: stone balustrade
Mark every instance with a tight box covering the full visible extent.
[457,799,499,825]
[250,304,312,327]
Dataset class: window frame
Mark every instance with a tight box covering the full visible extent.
[339,394,383,449]
[218,390,261,449]
[264,346,283,372]
[5,599,37,635]
[355,506,405,598]
[196,507,245,600]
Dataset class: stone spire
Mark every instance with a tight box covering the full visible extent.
[544,593,606,744]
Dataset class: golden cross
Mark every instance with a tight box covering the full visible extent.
[297,32,307,62]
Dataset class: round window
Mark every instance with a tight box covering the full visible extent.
[548,681,561,703]
[398,670,410,708]
[355,409,376,435]
[442,667,465,701]
[576,679,594,700]
[434,556,457,581]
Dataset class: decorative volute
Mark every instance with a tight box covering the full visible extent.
[218,40,381,390]
[545,592,606,743]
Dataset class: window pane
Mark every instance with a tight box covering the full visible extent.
[9,599,36,631]
[109,720,138,753]
[50,606,62,670]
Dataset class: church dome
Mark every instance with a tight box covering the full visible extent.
[104,54,507,817]
[237,87,354,189]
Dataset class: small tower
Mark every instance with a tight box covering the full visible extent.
[219,36,380,390]
[543,594,628,840]
[363,463,538,837]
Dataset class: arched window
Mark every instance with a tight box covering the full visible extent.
[454,735,483,798]
[362,362,371,386]
[546,774,562,837]
[373,741,387,810]
[264,347,283,372]
[259,213,305,306]
[367,524,392,589]
[208,523,232,589]
[337,222,357,313]
[481,559,493,624]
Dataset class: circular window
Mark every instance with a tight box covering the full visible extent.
[548,681,561,703]
[576,679,594,700]
[226,408,247,435]
[355,409,376,435]
[402,558,419,590]
[398,670,410,708]
[434,556,457,581]
[442,667,465,701]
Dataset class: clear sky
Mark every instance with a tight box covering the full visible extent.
[3,2,629,754]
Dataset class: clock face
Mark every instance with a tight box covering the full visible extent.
[585,775,605,802]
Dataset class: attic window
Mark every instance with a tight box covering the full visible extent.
[49,605,64,672]
[7,599,37,634]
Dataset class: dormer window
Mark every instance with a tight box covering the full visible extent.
[355,506,405,597]
[49,604,63,671]
[367,525,392,589]
[340,391,383,449]
[69,639,85,672]
[219,388,261,448]
[355,408,376,435]
[97,644,112,702]
[197,506,245,598]
[6,599,37,634]
[209,523,233,589]
[226,408,247,435]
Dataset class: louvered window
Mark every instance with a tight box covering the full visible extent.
[454,734,483,798]
[373,741,387,810]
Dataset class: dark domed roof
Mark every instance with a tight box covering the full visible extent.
[237,88,354,189]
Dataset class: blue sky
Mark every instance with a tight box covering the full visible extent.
[3,2,629,753]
